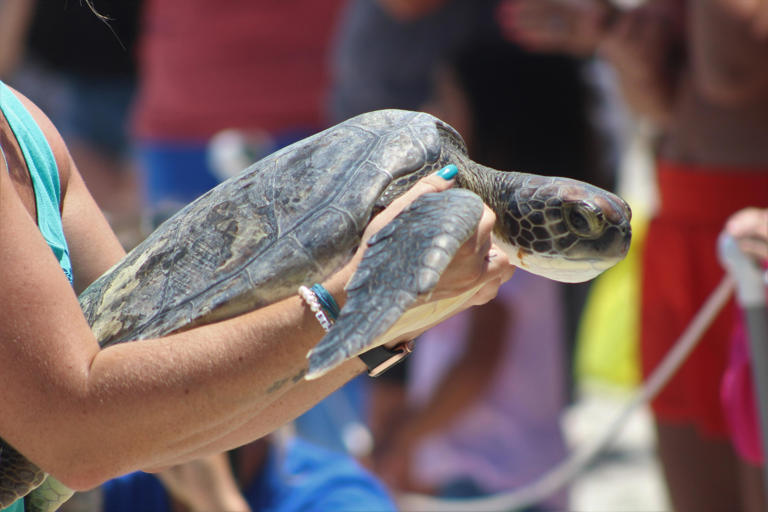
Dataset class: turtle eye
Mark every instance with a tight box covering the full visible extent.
[564,202,604,238]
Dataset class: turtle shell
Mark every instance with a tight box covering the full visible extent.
[80,110,454,346]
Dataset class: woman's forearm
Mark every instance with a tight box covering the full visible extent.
[145,357,366,472]
[33,294,331,489]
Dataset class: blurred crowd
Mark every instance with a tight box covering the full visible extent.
[1,0,766,510]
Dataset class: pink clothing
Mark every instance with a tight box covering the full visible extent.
[133,0,344,140]
[721,264,768,465]
[721,317,763,465]
[407,271,568,507]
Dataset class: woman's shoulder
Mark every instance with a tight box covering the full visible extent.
[4,84,73,198]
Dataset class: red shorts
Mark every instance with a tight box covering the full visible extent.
[641,162,768,438]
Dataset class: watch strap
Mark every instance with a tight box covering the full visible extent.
[358,341,413,377]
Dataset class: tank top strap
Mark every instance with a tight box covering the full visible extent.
[0,81,73,284]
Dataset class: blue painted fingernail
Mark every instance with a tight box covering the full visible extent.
[436,164,458,180]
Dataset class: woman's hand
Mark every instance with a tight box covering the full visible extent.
[334,167,515,310]
[319,167,515,350]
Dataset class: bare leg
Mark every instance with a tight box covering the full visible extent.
[739,459,767,512]
[656,421,742,512]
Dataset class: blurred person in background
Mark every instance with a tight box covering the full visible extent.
[721,206,768,512]
[0,0,142,247]
[371,273,569,509]
[504,0,768,510]
[99,436,397,512]
[331,0,616,507]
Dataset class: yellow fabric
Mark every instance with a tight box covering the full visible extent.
[574,208,649,389]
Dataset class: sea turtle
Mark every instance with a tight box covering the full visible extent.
[0,109,631,511]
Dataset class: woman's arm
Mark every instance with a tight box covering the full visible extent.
[0,88,513,491]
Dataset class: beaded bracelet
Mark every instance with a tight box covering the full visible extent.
[298,285,333,332]
[298,284,413,377]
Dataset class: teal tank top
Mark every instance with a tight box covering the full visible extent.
[0,81,73,284]
[1,497,23,512]
[0,82,73,511]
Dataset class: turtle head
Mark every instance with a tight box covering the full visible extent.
[480,169,632,283]
[428,115,631,282]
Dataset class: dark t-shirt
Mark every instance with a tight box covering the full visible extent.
[329,0,608,187]
[329,0,485,121]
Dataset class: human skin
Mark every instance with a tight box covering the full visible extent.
[504,0,768,162]
[0,0,33,77]
[724,207,768,261]
[717,0,768,39]
[603,4,768,512]
[500,2,768,511]
[664,0,768,167]
[601,2,768,512]
[0,85,514,491]
[496,0,615,57]
[157,452,251,512]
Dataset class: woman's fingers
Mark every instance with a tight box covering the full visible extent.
[432,204,516,305]
[357,164,515,309]
[362,164,458,241]
[471,247,517,306]
[441,204,497,291]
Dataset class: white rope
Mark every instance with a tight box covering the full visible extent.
[398,275,736,512]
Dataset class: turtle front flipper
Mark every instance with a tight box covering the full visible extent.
[305,189,485,379]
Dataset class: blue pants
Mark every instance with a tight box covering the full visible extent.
[135,141,220,225]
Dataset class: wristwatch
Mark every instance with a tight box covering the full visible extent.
[358,341,414,377]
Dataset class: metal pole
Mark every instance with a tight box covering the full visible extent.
[718,234,768,504]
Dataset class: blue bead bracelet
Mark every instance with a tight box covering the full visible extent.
[310,283,341,321]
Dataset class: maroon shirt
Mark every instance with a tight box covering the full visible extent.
[132,0,344,140]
